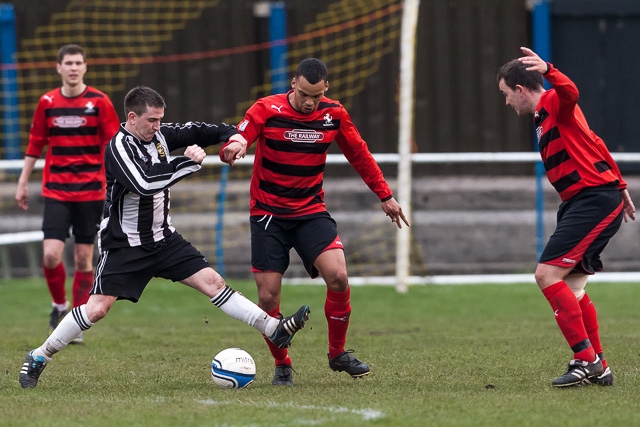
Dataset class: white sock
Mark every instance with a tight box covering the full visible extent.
[33,305,93,360]
[210,286,279,336]
[52,301,69,312]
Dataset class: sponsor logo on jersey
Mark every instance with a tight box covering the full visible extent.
[155,139,167,158]
[53,116,87,128]
[238,119,249,132]
[271,104,283,113]
[284,129,324,143]
[85,102,95,114]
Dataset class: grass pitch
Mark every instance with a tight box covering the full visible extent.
[1,277,640,426]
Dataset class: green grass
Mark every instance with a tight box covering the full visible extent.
[2,278,640,426]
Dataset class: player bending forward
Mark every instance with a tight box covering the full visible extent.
[221,58,410,386]
[497,48,635,387]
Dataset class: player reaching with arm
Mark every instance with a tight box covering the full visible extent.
[497,47,635,388]
[15,44,120,343]
[19,86,309,389]
[221,58,410,386]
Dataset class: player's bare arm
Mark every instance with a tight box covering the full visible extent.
[381,197,411,229]
[621,189,636,222]
[221,134,248,166]
[518,47,548,74]
[15,156,38,210]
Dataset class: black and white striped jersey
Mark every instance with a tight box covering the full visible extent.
[98,121,237,250]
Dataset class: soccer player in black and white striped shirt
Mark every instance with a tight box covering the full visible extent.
[19,86,310,389]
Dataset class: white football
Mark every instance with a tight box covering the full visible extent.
[211,348,256,389]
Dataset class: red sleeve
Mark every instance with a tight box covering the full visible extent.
[99,96,121,144]
[334,106,392,201]
[543,63,579,121]
[25,96,49,158]
[220,99,267,160]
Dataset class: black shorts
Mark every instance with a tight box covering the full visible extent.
[42,197,103,244]
[539,186,624,274]
[92,232,210,302]
[250,212,342,278]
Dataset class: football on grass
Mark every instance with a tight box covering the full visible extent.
[211,348,256,389]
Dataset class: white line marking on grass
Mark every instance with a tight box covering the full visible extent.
[196,399,385,422]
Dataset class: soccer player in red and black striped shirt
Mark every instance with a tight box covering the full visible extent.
[498,47,635,388]
[221,58,410,386]
[15,45,120,341]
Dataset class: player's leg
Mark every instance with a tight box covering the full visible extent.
[314,248,369,378]
[295,214,369,378]
[168,232,308,350]
[19,294,115,388]
[72,243,94,304]
[42,199,73,334]
[70,200,102,309]
[183,267,308,348]
[536,262,603,387]
[253,271,295,385]
[539,189,623,387]
[536,263,595,361]
[249,216,299,385]
[565,273,613,386]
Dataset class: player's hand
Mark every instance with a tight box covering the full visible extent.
[221,134,248,166]
[15,183,29,211]
[381,197,411,229]
[184,145,206,164]
[621,189,636,222]
[518,47,548,74]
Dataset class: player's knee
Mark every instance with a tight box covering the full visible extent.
[257,287,280,306]
[325,270,349,292]
[42,252,63,269]
[86,303,110,323]
[206,268,226,294]
[572,289,585,300]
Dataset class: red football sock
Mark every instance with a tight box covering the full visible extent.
[72,270,94,307]
[325,287,351,359]
[542,281,595,362]
[43,263,67,305]
[579,293,607,369]
[262,307,292,366]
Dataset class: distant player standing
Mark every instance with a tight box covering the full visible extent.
[221,58,410,386]
[497,47,635,387]
[15,44,120,342]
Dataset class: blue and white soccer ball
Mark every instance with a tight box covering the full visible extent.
[211,348,256,389]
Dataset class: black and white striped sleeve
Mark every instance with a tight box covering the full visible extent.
[160,121,239,151]
[106,133,200,197]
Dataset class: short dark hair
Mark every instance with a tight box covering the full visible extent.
[124,86,166,116]
[295,58,328,84]
[57,44,85,63]
[496,59,544,92]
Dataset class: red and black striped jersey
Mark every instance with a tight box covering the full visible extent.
[233,91,392,217]
[26,86,120,202]
[535,64,626,201]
